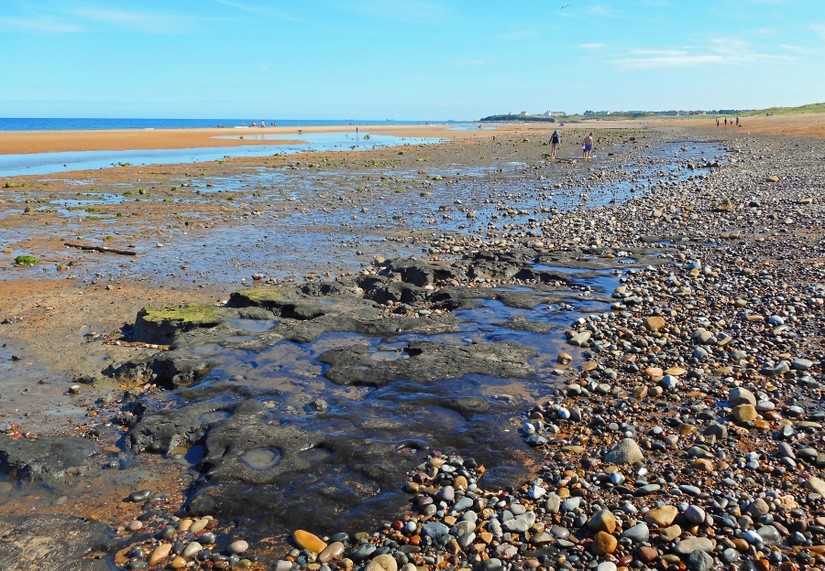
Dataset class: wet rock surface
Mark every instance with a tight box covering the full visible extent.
[0,515,115,570]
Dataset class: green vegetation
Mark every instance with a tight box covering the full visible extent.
[741,102,825,117]
[15,255,39,265]
[480,101,825,122]
[138,303,221,326]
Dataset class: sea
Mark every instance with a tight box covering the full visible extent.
[0,117,444,131]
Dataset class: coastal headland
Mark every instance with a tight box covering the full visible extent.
[0,116,823,569]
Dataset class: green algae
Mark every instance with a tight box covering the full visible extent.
[138,303,221,326]
[15,255,39,266]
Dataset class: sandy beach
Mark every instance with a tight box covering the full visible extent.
[2,113,823,157]
[0,117,823,570]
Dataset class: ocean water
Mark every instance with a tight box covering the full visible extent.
[0,117,448,131]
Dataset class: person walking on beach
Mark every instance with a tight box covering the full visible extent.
[550,129,561,159]
[582,132,594,160]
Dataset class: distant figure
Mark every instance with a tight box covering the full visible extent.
[724,118,728,125]
[260,121,265,128]
[356,127,360,139]
[582,132,594,160]
[716,117,720,127]
[550,129,561,159]
[736,116,740,126]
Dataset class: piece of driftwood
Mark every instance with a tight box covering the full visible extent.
[64,241,137,256]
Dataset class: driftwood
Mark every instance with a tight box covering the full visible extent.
[64,241,137,256]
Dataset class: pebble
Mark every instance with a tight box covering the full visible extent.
[365,554,398,571]
[229,540,249,554]
[128,489,152,502]
[293,529,327,553]
[181,542,203,558]
[603,438,644,464]
[645,505,678,527]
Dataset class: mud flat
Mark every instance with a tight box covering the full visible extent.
[0,121,822,569]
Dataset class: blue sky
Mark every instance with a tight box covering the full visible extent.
[2,0,824,120]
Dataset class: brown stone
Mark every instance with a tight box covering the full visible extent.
[644,316,667,332]
[644,366,663,380]
[734,404,758,423]
[149,543,172,566]
[293,529,327,553]
[644,505,678,527]
[592,531,618,555]
[636,545,659,563]
[587,509,617,534]
[582,360,598,371]
[660,524,682,542]
[691,458,714,471]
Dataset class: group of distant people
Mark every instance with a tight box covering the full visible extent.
[716,116,741,127]
[549,129,594,160]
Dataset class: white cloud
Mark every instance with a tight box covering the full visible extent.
[70,8,188,33]
[211,0,300,22]
[578,43,606,50]
[0,16,80,33]
[499,29,540,41]
[613,36,794,69]
[812,23,825,41]
[346,0,453,25]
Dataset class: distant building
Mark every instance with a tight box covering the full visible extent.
[543,111,566,117]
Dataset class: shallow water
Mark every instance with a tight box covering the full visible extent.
[0,133,441,177]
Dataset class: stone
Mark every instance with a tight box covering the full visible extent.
[733,404,758,423]
[675,537,714,554]
[686,549,715,571]
[545,493,561,514]
[149,543,172,565]
[293,529,327,553]
[684,505,706,525]
[587,509,617,534]
[644,316,667,332]
[660,524,682,541]
[319,541,346,563]
[181,542,203,558]
[229,540,249,554]
[729,387,756,406]
[592,531,618,555]
[637,545,659,563]
[366,554,398,571]
[622,522,650,543]
[645,505,679,527]
[805,476,825,496]
[604,438,644,464]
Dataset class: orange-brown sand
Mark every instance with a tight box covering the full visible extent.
[1,113,822,157]
[0,124,480,155]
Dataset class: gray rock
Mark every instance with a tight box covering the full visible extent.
[729,387,756,407]
[0,515,114,571]
[621,522,650,543]
[604,438,644,464]
[0,436,96,485]
[686,549,715,571]
[757,525,782,546]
